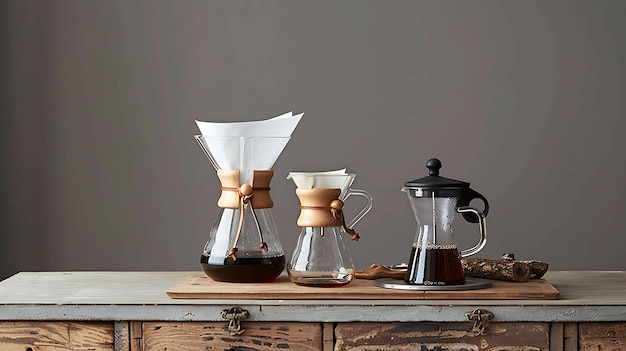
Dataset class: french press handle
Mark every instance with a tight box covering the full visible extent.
[456,206,487,258]
[457,187,489,223]
[456,187,488,258]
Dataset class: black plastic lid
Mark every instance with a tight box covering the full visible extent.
[404,158,469,189]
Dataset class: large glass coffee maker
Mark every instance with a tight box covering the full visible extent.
[195,135,291,283]
[194,113,301,283]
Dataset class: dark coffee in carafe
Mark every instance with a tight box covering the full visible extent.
[405,244,466,285]
[201,253,285,283]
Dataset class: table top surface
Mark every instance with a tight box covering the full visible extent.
[1,271,625,322]
[0,270,624,306]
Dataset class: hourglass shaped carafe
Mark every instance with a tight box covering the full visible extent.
[402,159,489,286]
[195,135,291,283]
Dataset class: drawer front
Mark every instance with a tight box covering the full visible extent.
[140,322,323,351]
[580,323,626,351]
[0,321,114,351]
[335,322,550,350]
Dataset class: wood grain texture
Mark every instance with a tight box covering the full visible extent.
[323,323,334,351]
[551,322,564,351]
[579,322,626,351]
[114,322,129,351]
[166,273,559,300]
[0,321,114,350]
[129,322,142,351]
[563,323,578,351]
[335,322,550,351]
[140,322,322,351]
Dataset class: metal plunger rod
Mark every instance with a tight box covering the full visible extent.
[431,193,436,245]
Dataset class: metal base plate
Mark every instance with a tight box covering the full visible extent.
[374,277,493,291]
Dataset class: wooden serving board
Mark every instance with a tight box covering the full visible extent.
[166,274,559,300]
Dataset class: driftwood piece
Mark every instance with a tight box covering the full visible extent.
[500,254,549,279]
[355,258,549,282]
[461,258,533,282]
[516,260,549,279]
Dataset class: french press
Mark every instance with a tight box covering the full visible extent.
[402,158,489,286]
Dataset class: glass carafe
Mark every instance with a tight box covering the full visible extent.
[195,135,291,283]
[287,173,373,286]
[402,158,489,286]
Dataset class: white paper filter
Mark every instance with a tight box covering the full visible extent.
[287,169,356,197]
[195,112,303,183]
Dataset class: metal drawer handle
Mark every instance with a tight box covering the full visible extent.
[465,308,494,336]
[221,307,250,336]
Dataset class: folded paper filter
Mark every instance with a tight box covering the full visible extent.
[195,112,303,183]
[287,169,356,198]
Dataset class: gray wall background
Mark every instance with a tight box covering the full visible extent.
[2,1,625,280]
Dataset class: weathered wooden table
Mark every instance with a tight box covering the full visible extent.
[0,271,624,350]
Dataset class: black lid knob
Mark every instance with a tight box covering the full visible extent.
[426,158,442,176]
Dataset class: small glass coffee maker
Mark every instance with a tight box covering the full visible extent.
[402,158,489,286]
[287,171,373,286]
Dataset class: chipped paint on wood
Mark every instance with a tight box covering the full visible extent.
[140,322,322,350]
[335,322,549,351]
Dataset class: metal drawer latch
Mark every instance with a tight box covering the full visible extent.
[465,308,494,336]
[221,307,250,336]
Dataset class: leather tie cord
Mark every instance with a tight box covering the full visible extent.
[222,185,269,261]
[300,200,361,241]
[331,208,361,241]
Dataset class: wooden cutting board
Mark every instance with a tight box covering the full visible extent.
[166,274,559,300]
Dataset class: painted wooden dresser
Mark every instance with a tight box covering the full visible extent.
[0,271,624,350]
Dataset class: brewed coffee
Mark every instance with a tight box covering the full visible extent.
[405,245,465,285]
[288,271,353,287]
[201,254,285,283]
